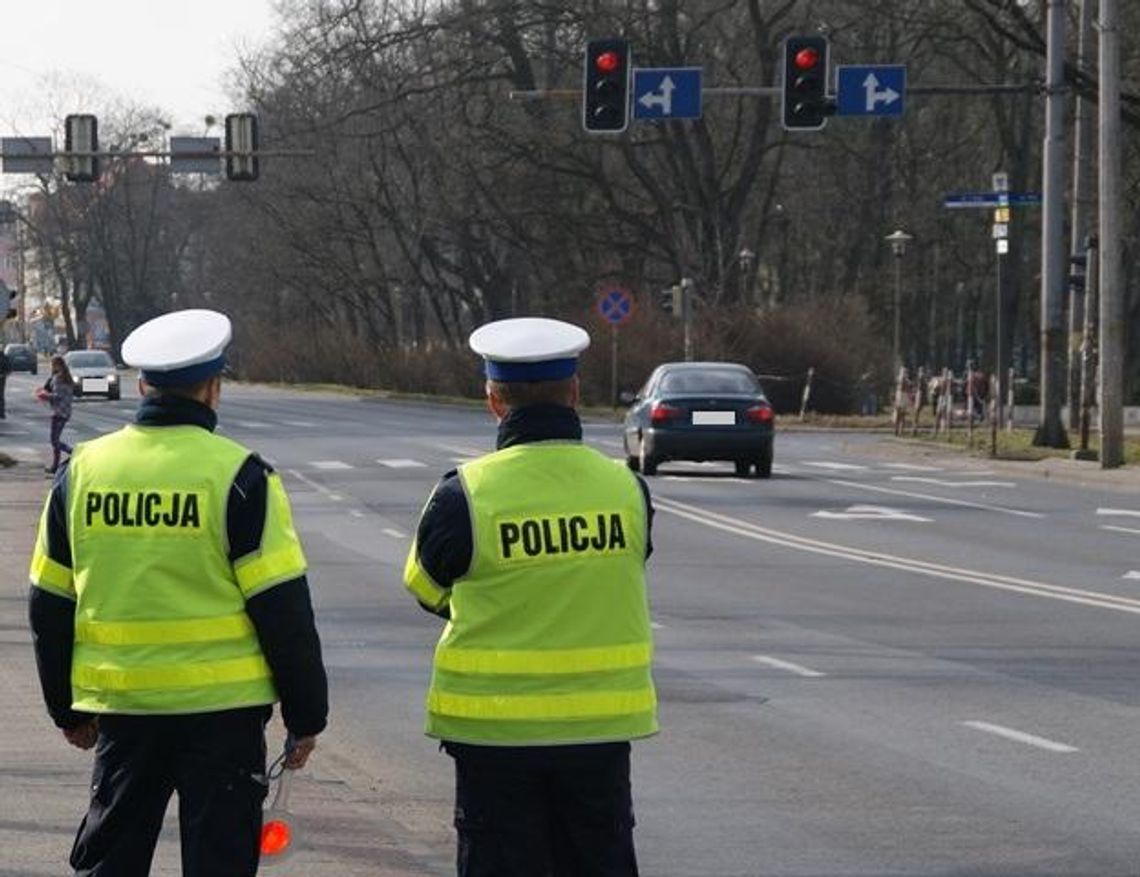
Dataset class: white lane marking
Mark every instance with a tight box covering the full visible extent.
[236,421,271,429]
[349,510,366,518]
[0,428,31,436]
[961,721,1078,753]
[286,469,343,502]
[811,504,931,523]
[449,456,477,464]
[1098,508,1140,518]
[890,476,1016,488]
[802,461,869,471]
[1124,571,1140,580]
[653,495,1140,616]
[880,463,943,472]
[377,458,427,469]
[435,442,486,458]
[826,478,1043,519]
[311,460,353,470]
[1101,525,1140,536]
[382,528,407,539]
[284,420,317,428]
[751,655,825,678]
[650,621,665,630]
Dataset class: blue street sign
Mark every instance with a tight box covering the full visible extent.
[943,192,1043,209]
[597,287,635,325]
[632,68,702,120]
[836,65,906,116]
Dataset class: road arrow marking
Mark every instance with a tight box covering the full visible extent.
[638,75,676,114]
[811,504,931,523]
[863,73,900,111]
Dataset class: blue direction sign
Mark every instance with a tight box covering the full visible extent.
[597,287,635,325]
[632,68,702,120]
[836,65,906,116]
[943,192,1043,209]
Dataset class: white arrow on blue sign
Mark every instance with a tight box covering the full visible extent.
[632,68,702,121]
[836,65,906,117]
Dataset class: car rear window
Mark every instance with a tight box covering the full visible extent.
[660,369,758,394]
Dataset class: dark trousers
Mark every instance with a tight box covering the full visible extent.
[50,414,72,470]
[446,741,639,877]
[70,707,271,877]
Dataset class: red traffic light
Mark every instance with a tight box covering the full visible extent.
[793,47,820,71]
[595,51,621,73]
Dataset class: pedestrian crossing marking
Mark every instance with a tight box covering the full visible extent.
[377,459,427,468]
[311,461,352,470]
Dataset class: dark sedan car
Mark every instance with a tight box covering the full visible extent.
[3,343,37,374]
[622,361,775,478]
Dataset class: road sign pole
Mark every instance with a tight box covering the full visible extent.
[993,251,1003,457]
[611,324,619,408]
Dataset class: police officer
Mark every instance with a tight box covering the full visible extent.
[28,309,328,876]
[403,317,657,876]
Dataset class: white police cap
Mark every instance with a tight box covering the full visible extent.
[121,309,232,387]
[469,317,590,381]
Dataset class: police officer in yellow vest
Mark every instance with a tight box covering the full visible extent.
[404,317,657,876]
[28,309,328,877]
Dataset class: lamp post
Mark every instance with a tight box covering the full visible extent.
[737,247,755,304]
[884,229,913,371]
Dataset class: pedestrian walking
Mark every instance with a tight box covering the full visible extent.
[28,309,329,877]
[34,354,74,473]
[0,345,9,419]
[403,317,658,877]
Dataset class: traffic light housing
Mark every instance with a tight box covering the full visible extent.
[1068,253,1087,293]
[64,114,100,182]
[659,285,681,317]
[583,38,631,134]
[782,36,830,131]
[225,113,259,181]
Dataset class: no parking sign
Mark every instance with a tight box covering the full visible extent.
[596,287,635,326]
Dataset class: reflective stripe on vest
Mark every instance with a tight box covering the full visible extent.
[424,442,657,745]
[66,425,279,714]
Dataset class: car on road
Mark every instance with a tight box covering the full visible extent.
[65,349,121,400]
[3,343,38,375]
[622,361,775,478]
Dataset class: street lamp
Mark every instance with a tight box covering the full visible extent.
[884,229,913,371]
[737,247,755,303]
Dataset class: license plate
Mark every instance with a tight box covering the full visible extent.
[692,410,735,426]
[84,378,109,392]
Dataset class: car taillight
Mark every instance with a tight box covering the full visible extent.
[650,403,683,424]
[745,404,774,423]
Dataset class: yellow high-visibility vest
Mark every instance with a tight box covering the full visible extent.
[37,423,306,714]
[409,441,658,745]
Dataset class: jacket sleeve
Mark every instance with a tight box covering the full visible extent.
[27,464,90,730]
[228,456,329,738]
[403,471,472,618]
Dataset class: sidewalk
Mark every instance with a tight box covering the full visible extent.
[0,461,440,877]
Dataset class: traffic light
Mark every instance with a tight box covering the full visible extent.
[781,36,830,131]
[225,113,259,181]
[583,38,631,134]
[64,114,100,182]
[659,285,681,317]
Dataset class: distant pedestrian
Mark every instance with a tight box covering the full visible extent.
[34,355,74,474]
[892,367,910,436]
[0,346,9,419]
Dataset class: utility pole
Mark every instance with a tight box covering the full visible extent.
[681,277,695,361]
[1098,0,1124,467]
[1078,235,1099,456]
[1067,0,1094,432]
[1034,0,1069,449]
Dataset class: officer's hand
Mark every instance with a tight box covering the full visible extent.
[284,734,317,770]
[63,718,98,750]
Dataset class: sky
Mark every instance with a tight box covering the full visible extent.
[0,0,278,139]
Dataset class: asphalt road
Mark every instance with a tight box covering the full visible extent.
[4,373,1140,876]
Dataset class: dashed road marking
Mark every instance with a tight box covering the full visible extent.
[236,421,271,429]
[826,478,1043,519]
[961,720,1078,753]
[382,528,407,539]
[890,476,1016,488]
[284,420,318,428]
[811,504,931,523]
[286,469,344,502]
[377,458,427,469]
[880,463,943,472]
[802,461,868,471]
[1098,507,1140,518]
[311,460,352,470]
[751,655,825,678]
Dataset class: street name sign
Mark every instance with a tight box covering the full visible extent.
[943,192,1042,209]
[836,65,905,116]
[632,68,702,120]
